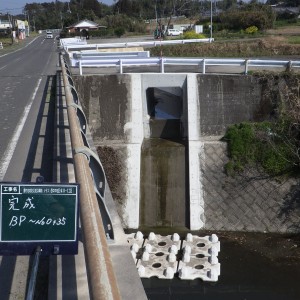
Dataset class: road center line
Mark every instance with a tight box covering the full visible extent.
[0,77,42,181]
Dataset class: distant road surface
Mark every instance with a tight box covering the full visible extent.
[0,34,57,299]
[0,35,57,181]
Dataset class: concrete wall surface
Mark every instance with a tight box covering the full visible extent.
[198,75,265,136]
[201,140,299,233]
[73,73,300,233]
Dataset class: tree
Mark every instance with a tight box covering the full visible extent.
[219,2,275,31]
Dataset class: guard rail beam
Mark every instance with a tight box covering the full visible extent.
[70,51,150,67]
[75,57,300,75]
[72,51,150,58]
[61,38,213,51]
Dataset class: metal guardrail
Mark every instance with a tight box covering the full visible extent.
[76,56,300,75]
[60,37,87,47]
[73,50,150,59]
[60,38,213,51]
[60,37,300,76]
[60,54,121,300]
[70,51,150,67]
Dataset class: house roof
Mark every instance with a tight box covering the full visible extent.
[272,6,300,14]
[67,19,101,29]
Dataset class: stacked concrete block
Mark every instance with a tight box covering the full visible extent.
[137,233,181,279]
[127,231,144,261]
[178,233,221,281]
[127,232,220,281]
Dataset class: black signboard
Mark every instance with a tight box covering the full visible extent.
[0,183,79,255]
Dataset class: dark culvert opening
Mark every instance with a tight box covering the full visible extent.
[146,87,183,140]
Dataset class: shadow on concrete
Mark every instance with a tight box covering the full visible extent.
[21,75,55,183]
[280,183,300,232]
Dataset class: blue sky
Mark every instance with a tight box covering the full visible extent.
[0,0,114,15]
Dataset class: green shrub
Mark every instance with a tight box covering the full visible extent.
[88,29,112,38]
[114,27,125,37]
[223,121,297,177]
[219,3,275,31]
[245,26,258,34]
[183,31,206,39]
[100,14,146,35]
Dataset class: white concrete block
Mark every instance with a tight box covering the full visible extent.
[136,253,177,279]
[182,234,220,256]
[144,233,181,255]
[126,232,220,282]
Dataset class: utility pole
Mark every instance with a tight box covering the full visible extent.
[7,13,14,44]
[24,10,30,36]
[210,0,212,41]
[27,12,30,36]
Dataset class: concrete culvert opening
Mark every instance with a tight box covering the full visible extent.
[146,87,183,139]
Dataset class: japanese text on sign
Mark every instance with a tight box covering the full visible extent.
[0,184,79,242]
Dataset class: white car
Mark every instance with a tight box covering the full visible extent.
[46,31,53,39]
[166,29,183,36]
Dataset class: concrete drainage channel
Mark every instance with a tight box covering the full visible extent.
[127,232,220,281]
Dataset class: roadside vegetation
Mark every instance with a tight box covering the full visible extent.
[223,73,300,178]
[150,37,300,58]
[0,32,39,55]
[288,36,300,44]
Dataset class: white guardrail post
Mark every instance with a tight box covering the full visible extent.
[244,59,249,75]
[79,60,83,75]
[287,61,292,72]
[160,57,165,73]
[119,59,123,74]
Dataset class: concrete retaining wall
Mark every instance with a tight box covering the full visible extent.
[198,75,265,136]
[73,73,300,233]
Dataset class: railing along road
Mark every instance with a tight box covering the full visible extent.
[75,57,300,75]
[60,55,121,300]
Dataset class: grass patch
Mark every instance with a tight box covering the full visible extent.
[0,33,39,55]
[223,121,297,177]
[0,37,13,46]
[212,30,264,40]
[287,36,300,44]
[149,38,300,58]
[150,38,300,58]
[274,19,300,28]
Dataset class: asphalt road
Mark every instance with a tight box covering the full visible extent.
[0,35,57,181]
[0,34,58,299]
